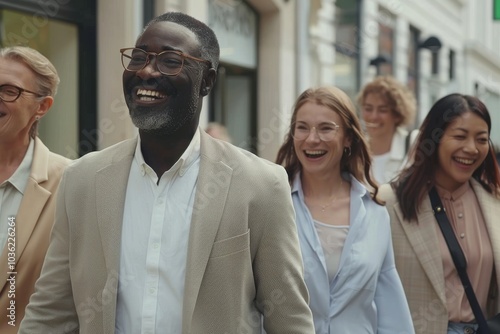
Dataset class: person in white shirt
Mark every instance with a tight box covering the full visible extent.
[0,46,71,334]
[19,12,314,334]
[276,86,414,334]
[357,76,416,184]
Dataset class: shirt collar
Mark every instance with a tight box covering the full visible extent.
[435,181,471,201]
[291,171,370,199]
[1,139,35,194]
[134,127,201,178]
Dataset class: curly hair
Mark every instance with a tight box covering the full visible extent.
[276,86,381,203]
[357,76,416,127]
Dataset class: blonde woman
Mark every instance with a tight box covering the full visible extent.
[357,76,416,184]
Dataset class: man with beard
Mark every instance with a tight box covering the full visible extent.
[19,12,314,334]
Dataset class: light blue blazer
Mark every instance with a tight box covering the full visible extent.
[292,173,414,334]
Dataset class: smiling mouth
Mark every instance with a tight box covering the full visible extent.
[304,150,327,158]
[136,88,167,102]
[454,157,475,165]
[365,122,381,128]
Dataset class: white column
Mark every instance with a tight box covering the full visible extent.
[97,0,142,149]
[253,0,297,161]
[394,16,408,84]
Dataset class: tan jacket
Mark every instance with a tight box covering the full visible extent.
[0,138,71,334]
[19,131,314,334]
[378,181,500,334]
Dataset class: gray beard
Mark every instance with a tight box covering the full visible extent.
[128,96,199,135]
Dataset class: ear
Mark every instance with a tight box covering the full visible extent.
[35,96,54,118]
[342,131,354,153]
[200,68,217,97]
[393,112,403,126]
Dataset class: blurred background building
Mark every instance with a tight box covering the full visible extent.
[1,0,499,161]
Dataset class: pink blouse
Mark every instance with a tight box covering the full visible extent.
[435,182,493,323]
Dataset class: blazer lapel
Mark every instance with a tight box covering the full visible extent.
[0,138,50,293]
[95,139,136,334]
[471,180,500,309]
[182,133,233,332]
[395,197,447,307]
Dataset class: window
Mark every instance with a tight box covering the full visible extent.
[208,0,258,152]
[431,51,439,75]
[334,0,360,101]
[377,7,395,75]
[449,49,455,80]
[408,26,420,99]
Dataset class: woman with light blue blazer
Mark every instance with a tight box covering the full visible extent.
[276,86,414,334]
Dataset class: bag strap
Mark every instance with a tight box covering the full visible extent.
[429,187,490,334]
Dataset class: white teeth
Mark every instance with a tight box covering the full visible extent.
[365,122,381,128]
[455,157,474,165]
[305,150,326,155]
[137,89,166,99]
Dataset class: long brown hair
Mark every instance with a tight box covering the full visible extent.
[276,86,380,201]
[394,94,500,221]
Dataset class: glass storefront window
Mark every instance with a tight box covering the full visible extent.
[208,0,258,152]
[0,8,79,158]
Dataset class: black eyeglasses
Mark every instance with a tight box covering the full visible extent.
[120,47,211,76]
[0,84,44,102]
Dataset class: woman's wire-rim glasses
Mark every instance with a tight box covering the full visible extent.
[0,84,44,103]
[120,47,211,76]
[291,121,341,141]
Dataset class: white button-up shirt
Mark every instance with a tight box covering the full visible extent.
[115,129,201,334]
[0,139,34,250]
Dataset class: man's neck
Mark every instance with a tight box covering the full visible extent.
[139,130,194,177]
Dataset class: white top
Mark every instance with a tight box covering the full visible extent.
[372,151,391,185]
[371,127,410,184]
[0,139,34,250]
[313,220,349,282]
[115,129,201,334]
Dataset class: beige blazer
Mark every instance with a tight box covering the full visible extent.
[378,181,500,334]
[19,131,314,334]
[0,138,71,334]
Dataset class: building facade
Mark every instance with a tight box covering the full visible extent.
[307,0,500,147]
[1,0,498,161]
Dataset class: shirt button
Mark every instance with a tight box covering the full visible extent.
[460,233,465,239]
[149,288,156,294]
[458,213,463,218]
[153,243,160,249]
